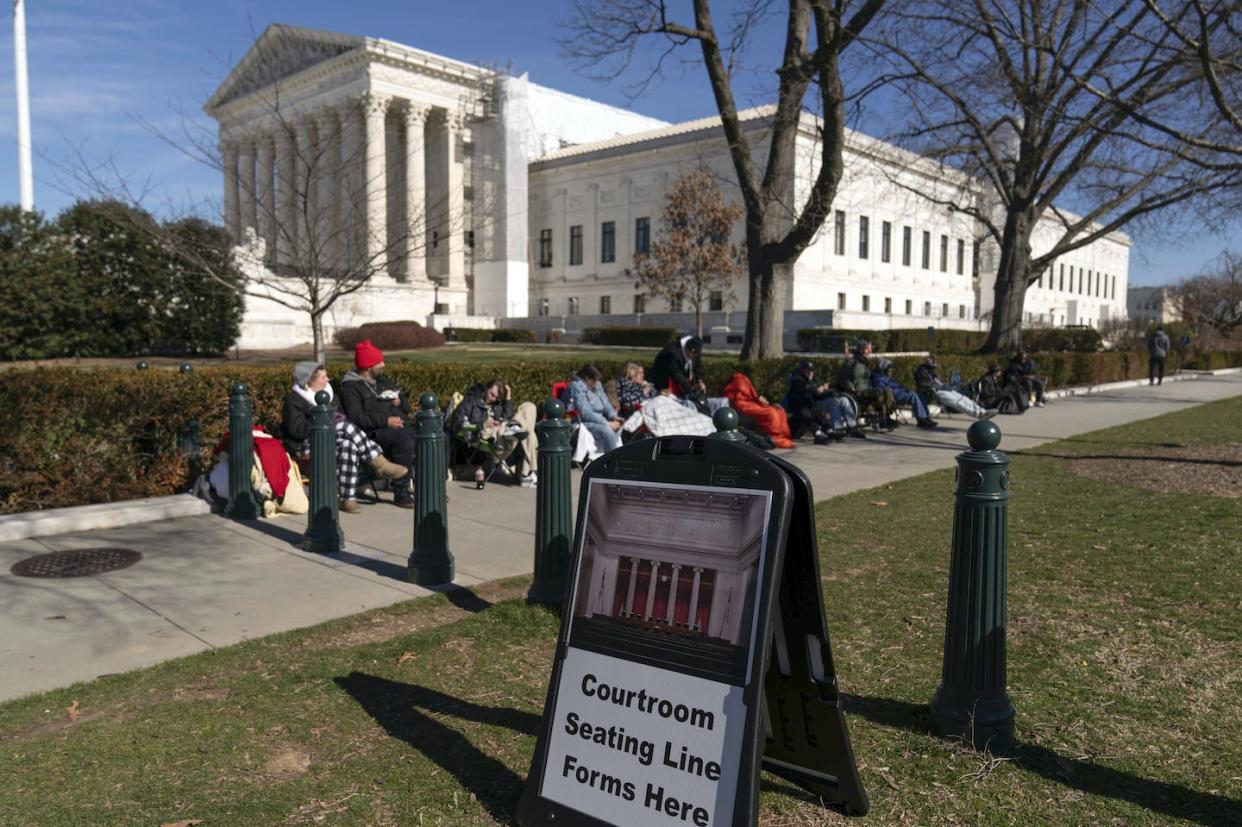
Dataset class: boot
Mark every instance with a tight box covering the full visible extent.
[916,418,938,430]
[847,426,868,439]
[370,454,408,481]
[339,498,362,514]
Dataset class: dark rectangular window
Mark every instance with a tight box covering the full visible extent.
[709,290,723,311]
[635,217,650,255]
[972,241,980,277]
[959,304,966,319]
[905,299,913,315]
[539,229,552,268]
[599,295,611,314]
[669,295,682,312]
[600,221,615,263]
[538,298,549,317]
[834,210,846,255]
[837,292,847,310]
[922,231,931,269]
[1111,275,1116,299]
[859,216,869,259]
[881,221,892,263]
[1059,263,1065,291]
[942,302,949,316]
[923,300,931,316]
[862,295,871,312]
[567,296,578,315]
[902,226,912,266]
[939,234,948,272]
[569,225,583,266]
[956,239,964,275]
[634,294,645,313]
[884,297,892,314]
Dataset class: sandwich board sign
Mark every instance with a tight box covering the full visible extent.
[517,433,868,826]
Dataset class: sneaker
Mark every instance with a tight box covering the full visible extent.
[813,430,831,445]
[339,498,361,514]
[504,421,528,438]
[393,496,415,509]
[981,408,1000,420]
[830,429,847,441]
[847,427,868,439]
[1034,401,1046,408]
[916,418,938,430]
[520,472,538,489]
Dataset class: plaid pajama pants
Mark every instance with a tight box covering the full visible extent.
[336,419,381,499]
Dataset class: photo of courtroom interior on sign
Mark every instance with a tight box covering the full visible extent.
[569,482,769,685]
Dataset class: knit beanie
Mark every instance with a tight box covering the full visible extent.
[292,361,320,389]
[354,340,384,370]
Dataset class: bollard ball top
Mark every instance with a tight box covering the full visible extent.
[179,362,193,374]
[713,407,739,433]
[315,390,331,406]
[419,391,438,411]
[135,361,149,370]
[543,398,566,420]
[967,419,1002,451]
[231,382,247,395]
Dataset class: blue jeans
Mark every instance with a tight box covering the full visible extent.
[814,396,856,430]
[582,420,622,453]
[892,387,929,420]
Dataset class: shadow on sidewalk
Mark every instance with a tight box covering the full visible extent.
[841,694,1242,827]
[334,672,538,822]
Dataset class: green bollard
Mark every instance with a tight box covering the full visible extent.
[528,398,573,606]
[930,420,1015,753]
[135,360,149,370]
[178,418,202,483]
[303,390,344,553]
[408,392,453,586]
[224,382,261,520]
[709,406,747,442]
[179,362,193,374]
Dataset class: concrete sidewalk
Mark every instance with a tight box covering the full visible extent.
[1,373,1238,702]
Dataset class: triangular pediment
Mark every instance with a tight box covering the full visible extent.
[207,24,363,111]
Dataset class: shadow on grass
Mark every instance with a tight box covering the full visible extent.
[843,695,1242,827]
[334,672,538,823]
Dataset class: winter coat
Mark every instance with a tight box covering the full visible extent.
[569,377,618,425]
[1148,331,1171,358]
[723,372,793,449]
[340,371,411,438]
[649,339,704,397]
[783,370,831,413]
[453,383,514,432]
[871,372,909,394]
[913,363,940,392]
[835,355,872,394]
[617,378,657,416]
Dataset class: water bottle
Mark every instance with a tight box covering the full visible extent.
[474,466,485,490]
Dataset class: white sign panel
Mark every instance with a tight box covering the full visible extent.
[540,647,747,826]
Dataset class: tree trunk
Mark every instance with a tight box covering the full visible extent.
[981,213,1034,354]
[740,251,788,360]
[311,312,326,365]
[695,304,703,338]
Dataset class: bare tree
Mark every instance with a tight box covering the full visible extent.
[563,0,886,359]
[631,170,743,336]
[1178,249,1242,337]
[869,0,1240,353]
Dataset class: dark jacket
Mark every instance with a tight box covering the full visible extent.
[783,370,831,413]
[453,383,513,432]
[1148,330,1170,358]
[339,371,411,437]
[281,388,344,456]
[835,355,872,394]
[913,363,940,392]
[649,339,704,397]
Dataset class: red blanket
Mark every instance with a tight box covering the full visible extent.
[722,373,794,449]
[214,428,291,500]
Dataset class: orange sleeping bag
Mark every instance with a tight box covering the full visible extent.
[722,372,794,449]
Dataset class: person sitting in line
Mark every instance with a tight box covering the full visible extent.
[913,355,998,420]
[1005,351,1046,407]
[835,339,897,430]
[722,371,795,449]
[339,340,417,508]
[784,359,865,443]
[649,335,709,414]
[570,364,626,454]
[872,358,938,429]
[453,377,540,487]
[617,361,659,417]
[978,364,1027,414]
[282,362,408,513]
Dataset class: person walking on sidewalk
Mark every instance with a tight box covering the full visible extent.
[1147,325,1171,386]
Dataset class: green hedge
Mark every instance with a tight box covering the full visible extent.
[444,327,537,343]
[2,350,1230,514]
[581,326,678,347]
[796,327,986,354]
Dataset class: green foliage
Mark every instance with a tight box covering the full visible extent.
[333,320,446,351]
[443,327,536,343]
[0,200,243,360]
[581,326,678,347]
[490,328,537,343]
[796,327,986,354]
[1020,325,1103,353]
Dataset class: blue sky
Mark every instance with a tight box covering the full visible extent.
[0,0,1235,286]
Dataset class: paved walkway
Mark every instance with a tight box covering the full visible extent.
[1,373,1238,702]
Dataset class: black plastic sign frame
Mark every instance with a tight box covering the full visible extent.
[517,434,868,826]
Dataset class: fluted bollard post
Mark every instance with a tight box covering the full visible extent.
[528,399,574,606]
[408,392,453,586]
[930,420,1015,753]
[303,390,344,553]
[224,382,261,520]
[709,407,747,442]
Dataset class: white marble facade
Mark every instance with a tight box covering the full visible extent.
[210,25,1130,350]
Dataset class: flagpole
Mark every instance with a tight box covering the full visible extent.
[14,0,33,211]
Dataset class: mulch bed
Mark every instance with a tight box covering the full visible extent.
[1064,443,1242,499]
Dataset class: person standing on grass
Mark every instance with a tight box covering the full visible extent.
[1148,325,1171,386]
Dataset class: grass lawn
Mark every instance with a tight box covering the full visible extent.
[1,398,1239,826]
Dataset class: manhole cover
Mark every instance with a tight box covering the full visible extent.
[10,547,142,578]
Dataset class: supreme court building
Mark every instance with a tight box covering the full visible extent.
[208,24,1131,349]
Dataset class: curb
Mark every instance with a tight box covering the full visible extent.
[0,495,211,544]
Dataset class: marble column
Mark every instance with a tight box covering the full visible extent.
[403,103,431,283]
[362,93,390,277]
[339,102,364,268]
[256,135,276,262]
[444,112,466,290]
[220,142,239,244]
[293,117,317,264]
[275,128,296,266]
[237,141,257,240]
[316,108,342,271]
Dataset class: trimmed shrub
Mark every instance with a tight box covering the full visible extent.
[581,326,679,347]
[333,321,445,351]
[796,327,985,354]
[1021,326,1103,353]
[491,328,538,343]
[442,327,535,343]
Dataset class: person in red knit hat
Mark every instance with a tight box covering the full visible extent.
[339,340,417,508]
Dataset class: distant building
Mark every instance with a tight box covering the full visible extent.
[1127,286,1181,325]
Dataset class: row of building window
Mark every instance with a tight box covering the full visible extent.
[833,211,976,276]
[539,218,651,268]
[836,292,970,319]
[536,291,730,317]
[1036,262,1118,299]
